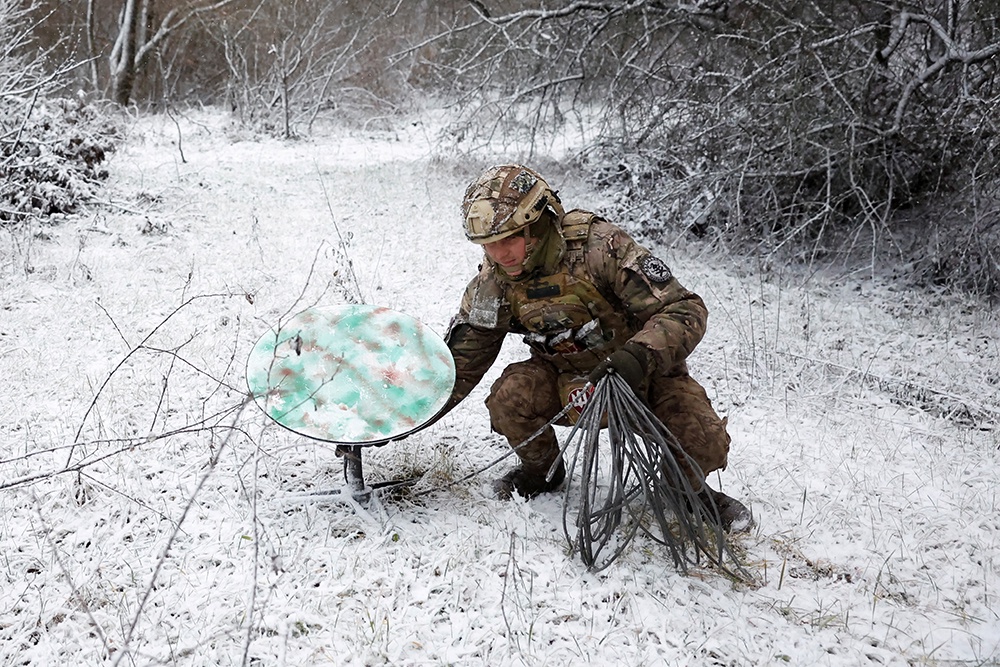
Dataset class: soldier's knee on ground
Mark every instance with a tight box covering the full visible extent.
[486,372,538,423]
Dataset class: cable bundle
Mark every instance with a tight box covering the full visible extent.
[556,373,745,576]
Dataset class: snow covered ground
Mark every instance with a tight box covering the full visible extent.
[1,109,998,666]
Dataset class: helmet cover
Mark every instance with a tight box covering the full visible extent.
[462,165,563,244]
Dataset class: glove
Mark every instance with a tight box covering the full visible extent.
[588,342,650,393]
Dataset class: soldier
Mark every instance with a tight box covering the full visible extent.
[443,164,751,532]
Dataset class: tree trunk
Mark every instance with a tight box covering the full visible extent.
[109,0,144,105]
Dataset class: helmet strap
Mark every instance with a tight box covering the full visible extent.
[518,214,566,278]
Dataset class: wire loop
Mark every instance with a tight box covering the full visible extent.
[560,373,748,577]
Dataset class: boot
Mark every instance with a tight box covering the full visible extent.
[698,487,753,533]
[493,460,566,500]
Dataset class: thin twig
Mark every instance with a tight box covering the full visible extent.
[5,401,248,491]
[111,400,249,667]
[67,292,238,466]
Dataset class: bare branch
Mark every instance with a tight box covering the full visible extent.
[135,0,239,66]
[487,0,643,24]
[67,292,240,466]
[884,11,1000,133]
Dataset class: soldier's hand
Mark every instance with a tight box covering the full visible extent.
[588,342,650,393]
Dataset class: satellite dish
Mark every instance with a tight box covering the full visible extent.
[247,304,456,446]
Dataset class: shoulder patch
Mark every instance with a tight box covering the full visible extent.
[467,291,501,328]
[462,270,506,329]
[638,255,673,283]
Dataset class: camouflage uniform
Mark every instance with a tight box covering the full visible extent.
[445,210,731,486]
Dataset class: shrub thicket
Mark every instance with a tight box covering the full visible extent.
[1,97,122,223]
[1,0,120,225]
[424,1,1000,295]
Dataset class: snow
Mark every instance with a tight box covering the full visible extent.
[1,108,998,666]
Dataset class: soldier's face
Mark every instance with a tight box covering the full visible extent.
[483,233,527,276]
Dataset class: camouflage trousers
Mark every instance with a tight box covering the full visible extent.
[485,357,731,485]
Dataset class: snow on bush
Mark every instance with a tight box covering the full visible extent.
[0,97,122,223]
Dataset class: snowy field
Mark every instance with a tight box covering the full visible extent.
[1,110,998,666]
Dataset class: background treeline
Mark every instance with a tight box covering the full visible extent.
[8,0,1000,295]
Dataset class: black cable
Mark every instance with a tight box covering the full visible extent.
[559,373,749,578]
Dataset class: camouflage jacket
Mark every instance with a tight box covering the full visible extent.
[444,211,708,410]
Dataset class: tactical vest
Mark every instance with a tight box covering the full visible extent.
[505,211,636,374]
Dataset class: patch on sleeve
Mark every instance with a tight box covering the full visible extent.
[468,301,499,328]
[638,255,673,283]
[467,290,501,329]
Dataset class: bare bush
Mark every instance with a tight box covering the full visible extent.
[0,97,122,223]
[209,0,391,137]
[1,0,120,225]
[423,1,1000,295]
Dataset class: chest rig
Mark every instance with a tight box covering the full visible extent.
[505,212,635,374]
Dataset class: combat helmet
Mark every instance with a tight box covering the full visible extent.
[462,165,564,244]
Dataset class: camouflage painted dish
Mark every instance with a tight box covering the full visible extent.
[247,305,456,445]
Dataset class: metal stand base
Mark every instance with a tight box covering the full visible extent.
[282,445,416,504]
